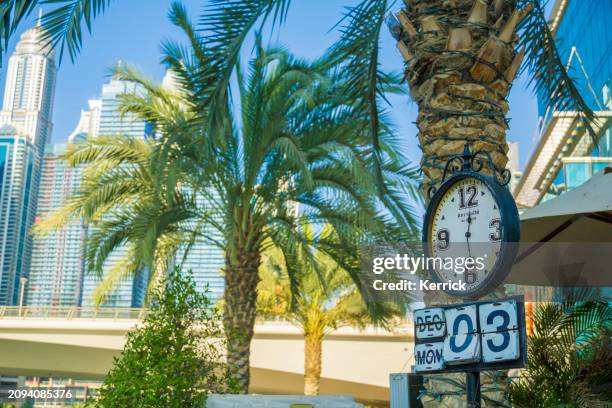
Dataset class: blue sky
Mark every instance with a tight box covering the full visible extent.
[1,0,547,169]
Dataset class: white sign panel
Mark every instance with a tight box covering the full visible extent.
[479,300,518,333]
[414,308,445,339]
[414,342,445,372]
[444,305,478,335]
[482,331,520,362]
[443,334,481,365]
[412,298,524,373]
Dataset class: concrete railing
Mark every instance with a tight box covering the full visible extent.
[0,306,148,320]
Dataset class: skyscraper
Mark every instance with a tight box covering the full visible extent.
[26,100,100,308]
[27,77,151,308]
[176,192,225,302]
[97,76,154,140]
[0,25,56,305]
[514,0,611,208]
[25,70,225,308]
[79,77,151,308]
[160,70,225,302]
[27,144,87,307]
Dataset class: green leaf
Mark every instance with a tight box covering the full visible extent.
[518,0,597,140]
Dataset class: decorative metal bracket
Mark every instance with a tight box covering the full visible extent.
[427,143,511,199]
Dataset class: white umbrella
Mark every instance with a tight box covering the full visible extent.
[506,167,612,287]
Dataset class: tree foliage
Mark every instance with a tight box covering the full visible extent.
[257,224,407,395]
[92,267,235,408]
[2,0,596,151]
[36,6,421,390]
[257,225,407,331]
[0,0,114,64]
[32,135,195,305]
[509,301,612,407]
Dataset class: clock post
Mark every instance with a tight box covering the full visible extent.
[417,143,523,407]
[466,370,480,407]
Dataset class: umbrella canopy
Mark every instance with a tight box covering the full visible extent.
[506,167,612,287]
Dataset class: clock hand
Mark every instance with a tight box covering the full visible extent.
[466,210,473,258]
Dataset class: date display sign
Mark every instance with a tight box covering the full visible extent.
[413,296,527,373]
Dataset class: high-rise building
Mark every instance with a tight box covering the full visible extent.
[27,144,87,307]
[176,193,225,302]
[79,77,151,308]
[25,70,224,308]
[70,99,102,142]
[514,1,612,208]
[509,1,611,303]
[97,75,154,140]
[161,70,225,302]
[506,141,523,196]
[0,25,56,305]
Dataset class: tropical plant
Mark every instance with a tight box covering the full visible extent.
[257,226,406,395]
[509,301,612,407]
[37,3,421,392]
[93,267,236,408]
[32,134,195,304]
[387,0,595,194]
[2,0,595,193]
[0,0,113,63]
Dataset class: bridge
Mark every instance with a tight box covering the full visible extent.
[0,307,415,405]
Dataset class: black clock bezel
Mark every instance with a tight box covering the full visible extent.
[422,172,520,299]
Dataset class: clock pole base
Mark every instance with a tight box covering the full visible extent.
[466,371,481,407]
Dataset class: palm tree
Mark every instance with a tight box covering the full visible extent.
[0,0,113,63]
[257,226,406,395]
[33,135,196,304]
[2,0,594,192]
[37,4,421,392]
[509,301,612,407]
[386,0,595,193]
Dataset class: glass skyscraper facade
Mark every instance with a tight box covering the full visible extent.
[0,30,224,308]
[540,1,612,117]
[26,77,152,308]
[515,0,612,208]
[27,144,86,306]
[0,25,56,305]
[97,77,155,140]
[160,72,225,303]
[79,78,151,308]
[176,192,225,302]
[541,0,612,197]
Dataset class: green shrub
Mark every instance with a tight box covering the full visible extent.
[92,267,236,407]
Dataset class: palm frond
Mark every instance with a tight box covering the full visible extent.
[510,301,612,407]
[36,0,112,62]
[195,0,292,130]
[328,0,392,190]
[517,0,596,138]
[0,0,39,65]
[90,244,139,306]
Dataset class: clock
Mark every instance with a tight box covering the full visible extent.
[422,166,520,299]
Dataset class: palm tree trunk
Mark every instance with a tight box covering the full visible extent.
[397,2,524,405]
[303,330,324,395]
[398,0,527,196]
[223,249,260,394]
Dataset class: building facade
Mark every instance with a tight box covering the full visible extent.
[97,76,154,140]
[22,69,224,308]
[176,193,225,302]
[161,71,225,303]
[514,0,612,207]
[509,0,611,304]
[79,78,150,308]
[0,25,56,305]
[27,144,87,307]
[26,78,151,308]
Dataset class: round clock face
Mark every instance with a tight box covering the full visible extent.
[424,175,519,298]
